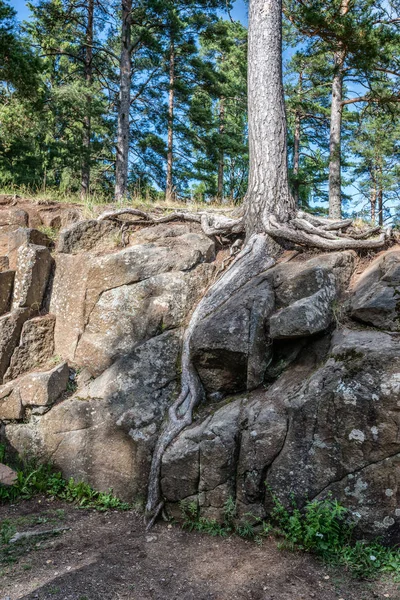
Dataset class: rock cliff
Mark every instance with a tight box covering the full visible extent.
[0,196,399,543]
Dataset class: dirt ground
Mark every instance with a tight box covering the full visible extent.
[0,498,398,600]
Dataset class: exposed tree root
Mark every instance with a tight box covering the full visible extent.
[98,207,388,251]
[145,234,275,522]
[97,208,244,237]
[266,216,387,251]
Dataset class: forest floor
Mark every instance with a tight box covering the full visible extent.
[0,498,398,600]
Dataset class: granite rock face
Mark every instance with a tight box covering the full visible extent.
[351,250,400,330]
[1,202,400,542]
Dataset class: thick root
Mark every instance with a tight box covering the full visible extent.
[97,208,244,238]
[99,208,387,251]
[145,234,275,522]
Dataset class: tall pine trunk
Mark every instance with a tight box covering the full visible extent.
[81,0,94,200]
[378,160,383,226]
[328,0,350,219]
[115,0,132,201]
[166,30,175,201]
[369,166,376,224]
[293,70,302,207]
[328,54,344,218]
[245,0,295,236]
[293,110,301,206]
[217,96,225,202]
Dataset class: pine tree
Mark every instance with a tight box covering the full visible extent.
[285,0,400,218]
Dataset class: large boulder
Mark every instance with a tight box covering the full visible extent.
[269,268,336,338]
[57,219,122,254]
[351,249,400,330]
[6,331,181,501]
[50,223,215,368]
[265,328,400,543]
[161,327,400,542]
[190,251,355,395]
[190,273,275,394]
[74,265,213,376]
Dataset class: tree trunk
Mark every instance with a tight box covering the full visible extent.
[81,0,94,200]
[328,0,350,219]
[377,160,383,226]
[293,110,301,206]
[166,30,175,201]
[217,96,225,203]
[369,166,376,224]
[328,55,344,219]
[292,70,302,207]
[378,188,383,226]
[115,0,132,201]
[245,0,295,236]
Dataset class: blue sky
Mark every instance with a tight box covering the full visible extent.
[10,0,248,24]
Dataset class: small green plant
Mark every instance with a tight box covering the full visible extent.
[267,490,400,580]
[180,490,400,581]
[0,520,16,544]
[38,225,58,242]
[0,445,130,512]
[180,497,255,539]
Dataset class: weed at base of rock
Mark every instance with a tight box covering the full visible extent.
[0,444,130,512]
[179,491,400,582]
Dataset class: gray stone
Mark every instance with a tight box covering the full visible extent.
[57,219,122,254]
[191,274,275,394]
[51,223,215,367]
[8,228,52,270]
[269,268,336,338]
[351,249,400,331]
[6,331,181,501]
[0,309,29,384]
[75,265,213,376]
[0,270,14,315]
[4,314,56,382]
[271,251,355,308]
[162,400,242,512]
[12,244,52,312]
[265,328,400,542]
[0,362,69,420]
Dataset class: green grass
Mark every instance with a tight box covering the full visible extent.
[0,444,130,512]
[180,491,400,581]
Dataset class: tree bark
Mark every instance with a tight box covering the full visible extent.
[217,96,225,202]
[81,0,94,200]
[293,109,301,206]
[369,166,376,224]
[166,30,175,201]
[378,159,384,226]
[328,0,350,219]
[328,54,344,219]
[115,0,132,201]
[244,0,295,236]
[292,70,303,207]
